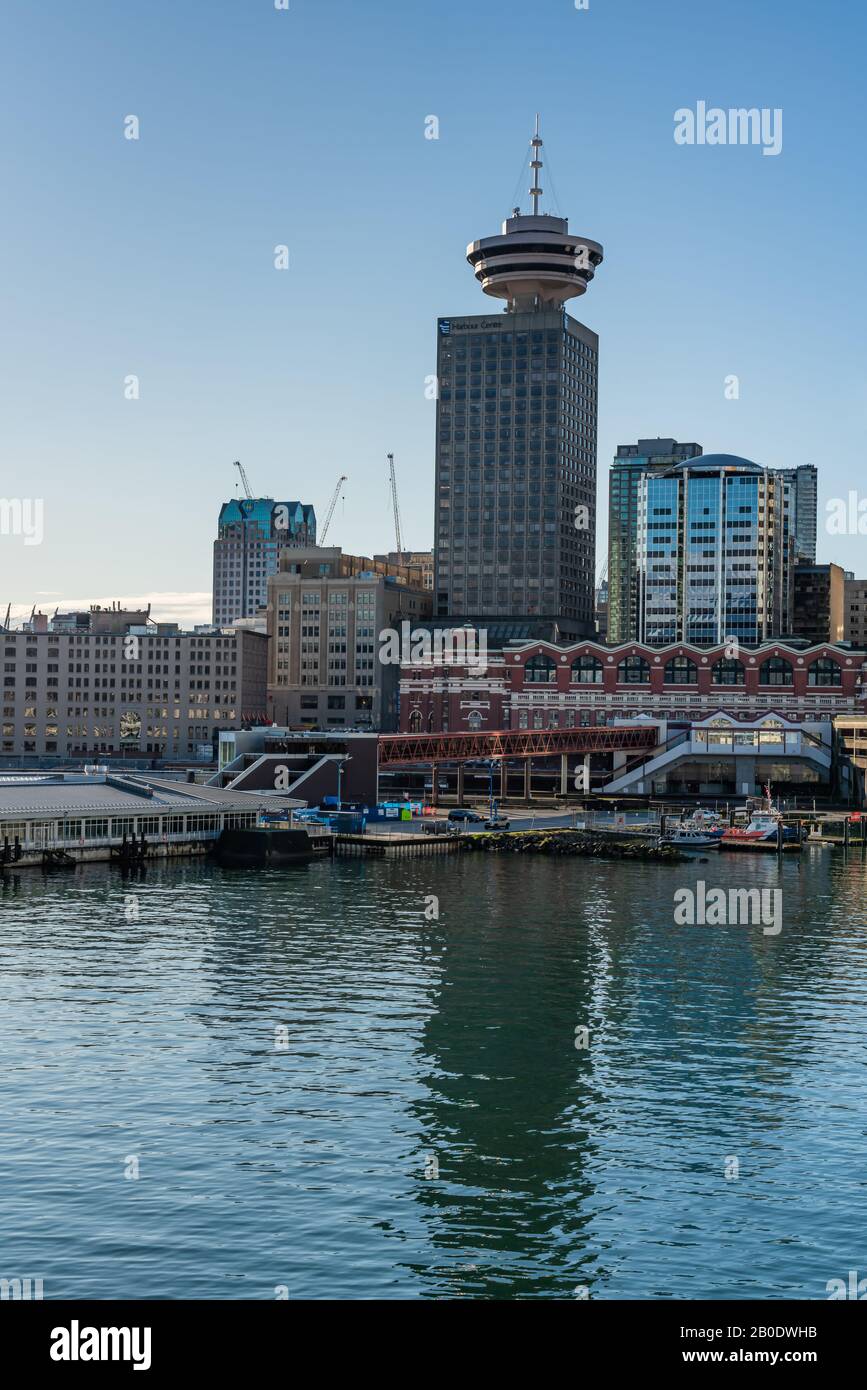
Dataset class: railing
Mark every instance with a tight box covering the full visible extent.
[8,827,234,854]
[689,731,829,755]
[610,729,690,783]
[380,724,660,764]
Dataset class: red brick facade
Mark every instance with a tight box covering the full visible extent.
[399,640,867,733]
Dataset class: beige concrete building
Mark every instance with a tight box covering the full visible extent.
[375,551,434,591]
[1,607,267,761]
[834,713,867,803]
[844,578,867,646]
[266,547,432,731]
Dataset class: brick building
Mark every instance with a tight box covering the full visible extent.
[399,638,866,733]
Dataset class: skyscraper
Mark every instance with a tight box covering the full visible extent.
[433,120,604,640]
[779,464,818,561]
[213,498,316,626]
[607,438,703,642]
[636,454,793,644]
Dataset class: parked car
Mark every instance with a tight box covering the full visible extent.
[447,808,484,823]
[421,819,455,835]
[484,817,511,831]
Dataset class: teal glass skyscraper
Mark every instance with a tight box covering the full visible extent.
[213,498,316,626]
[607,438,703,642]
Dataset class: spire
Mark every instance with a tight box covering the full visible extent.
[466,120,603,309]
[529,114,543,215]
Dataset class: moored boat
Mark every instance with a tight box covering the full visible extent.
[660,825,721,851]
[720,787,802,852]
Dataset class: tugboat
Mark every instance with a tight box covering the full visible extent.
[721,786,802,852]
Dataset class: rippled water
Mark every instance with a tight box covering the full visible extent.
[1,847,866,1300]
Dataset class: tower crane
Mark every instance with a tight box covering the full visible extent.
[233,460,254,500]
[319,475,347,543]
[387,452,404,555]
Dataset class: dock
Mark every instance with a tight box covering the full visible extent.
[334,831,464,857]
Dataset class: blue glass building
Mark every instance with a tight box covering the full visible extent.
[637,455,793,645]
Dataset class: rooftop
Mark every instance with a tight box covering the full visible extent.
[0,771,272,821]
[674,453,764,473]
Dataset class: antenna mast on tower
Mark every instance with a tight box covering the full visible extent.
[530,113,543,214]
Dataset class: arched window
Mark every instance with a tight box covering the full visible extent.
[524,654,557,683]
[712,658,745,685]
[808,658,842,687]
[427,711,435,731]
[617,655,650,684]
[759,657,793,686]
[571,654,603,684]
[468,710,482,730]
[408,709,422,733]
[664,656,698,685]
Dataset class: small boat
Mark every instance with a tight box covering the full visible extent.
[660,825,721,851]
[215,826,315,868]
[720,787,802,852]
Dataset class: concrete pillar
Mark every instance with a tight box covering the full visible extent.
[456,764,464,804]
[738,756,757,798]
[500,760,508,801]
[431,761,439,807]
[584,753,591,794]
[560,753,568,796]
[523,758,531,801]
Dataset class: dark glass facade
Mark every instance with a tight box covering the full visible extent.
[433,307,598,639]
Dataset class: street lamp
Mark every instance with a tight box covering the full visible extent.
[488,758,496,822]
[337,755,352,808]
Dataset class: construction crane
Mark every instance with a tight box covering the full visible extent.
[387,452,403,555]
[233,460,254,500]
[319,475,347,543]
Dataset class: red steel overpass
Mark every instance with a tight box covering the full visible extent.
[378,724,660,766]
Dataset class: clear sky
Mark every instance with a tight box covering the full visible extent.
[1,0,865,625]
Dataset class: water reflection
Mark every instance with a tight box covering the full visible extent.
[0,849,865,1298]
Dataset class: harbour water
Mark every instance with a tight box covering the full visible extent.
[1,848,866,1300]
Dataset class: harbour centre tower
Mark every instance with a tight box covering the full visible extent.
[433,121,604,640]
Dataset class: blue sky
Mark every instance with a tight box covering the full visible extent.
[1,0,865,623]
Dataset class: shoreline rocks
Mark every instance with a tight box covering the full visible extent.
[462,829,687,862]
